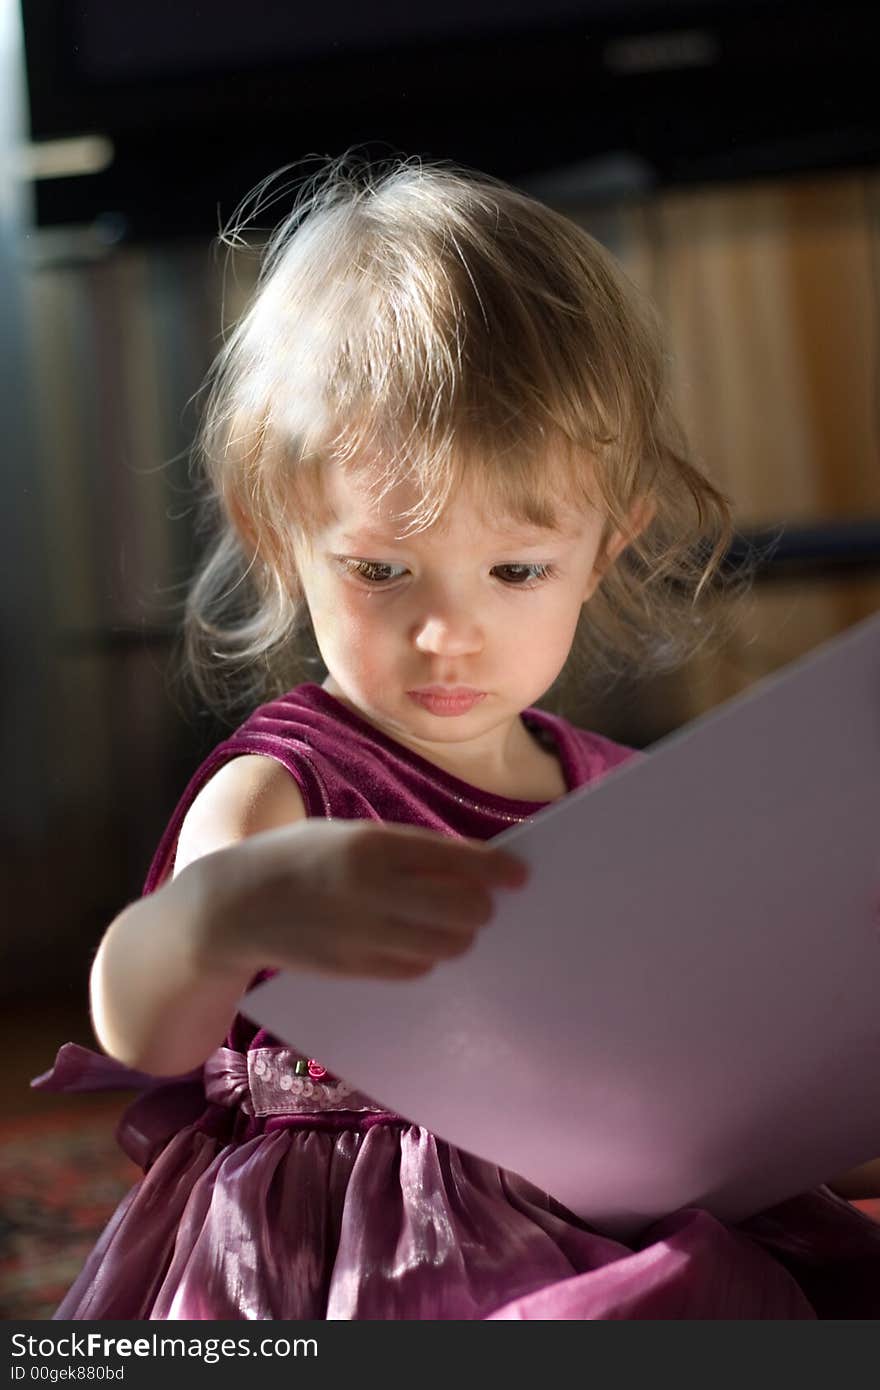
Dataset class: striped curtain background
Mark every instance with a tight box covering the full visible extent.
[570,169,880,740]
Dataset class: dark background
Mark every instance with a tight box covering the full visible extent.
[20,0,880,236]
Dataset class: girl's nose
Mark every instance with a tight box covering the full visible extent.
[413,612,483,656]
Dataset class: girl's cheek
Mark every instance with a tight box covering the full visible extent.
[342,615,384,666]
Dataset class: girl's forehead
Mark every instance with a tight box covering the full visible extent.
[337,524,557,551]
[319,457,593,541]
[329,498,581,546]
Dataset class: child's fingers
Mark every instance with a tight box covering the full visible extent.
[357,822,528,887]
[373,917,479,963]
[355,953,435,981]
[379,878,494,932]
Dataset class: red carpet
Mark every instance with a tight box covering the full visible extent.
[0,1105,138,1320]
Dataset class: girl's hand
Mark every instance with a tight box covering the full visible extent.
[195,819,529,981]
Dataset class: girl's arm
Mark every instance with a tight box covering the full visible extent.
[90,756,524,1078]
[90,756,308,1077]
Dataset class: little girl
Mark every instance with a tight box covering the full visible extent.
[38,156,880,1319]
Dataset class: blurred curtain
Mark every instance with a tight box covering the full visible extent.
[570,171,880,739]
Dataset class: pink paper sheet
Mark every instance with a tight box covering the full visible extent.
[242,611,880,1238]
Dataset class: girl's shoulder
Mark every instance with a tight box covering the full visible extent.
[573,724,644,769]
[172,754,307,878]
[144,688,326,894]
[528,706,644,790]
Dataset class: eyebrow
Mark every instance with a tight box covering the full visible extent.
[338,532,399,546]
[337,526,556,547]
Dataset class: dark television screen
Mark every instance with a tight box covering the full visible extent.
[66,1,736,80]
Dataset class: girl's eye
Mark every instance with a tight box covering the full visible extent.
[340,560,555,587]
[341,560,407,584]
[493,563,555,586]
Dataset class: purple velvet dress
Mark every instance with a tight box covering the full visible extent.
[36,683,880,1319]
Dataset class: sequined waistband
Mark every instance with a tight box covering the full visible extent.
[203,1045,393,1118]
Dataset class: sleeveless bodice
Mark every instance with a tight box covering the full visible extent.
[142,683,639,1061]
[144,682,638,893]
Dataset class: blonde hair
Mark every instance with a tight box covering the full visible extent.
[184,153,738,721]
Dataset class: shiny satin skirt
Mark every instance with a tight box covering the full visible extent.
[34,1044,880,1320]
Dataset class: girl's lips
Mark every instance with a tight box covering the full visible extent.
[407,690,487,716]
[410,687,485,697]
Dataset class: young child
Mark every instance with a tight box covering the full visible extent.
[37,156,880,1320]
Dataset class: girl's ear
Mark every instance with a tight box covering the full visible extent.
[584,494,657,601]
[606,493,657,566]
[228,495,292,575]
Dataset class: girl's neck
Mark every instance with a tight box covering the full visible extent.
[320,677,567,802]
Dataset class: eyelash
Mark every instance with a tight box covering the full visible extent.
[338,560,557,589]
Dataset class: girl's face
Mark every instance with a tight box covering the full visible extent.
[295,460,629,765]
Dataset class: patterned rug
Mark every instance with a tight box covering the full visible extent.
[0,1105,139,1320]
